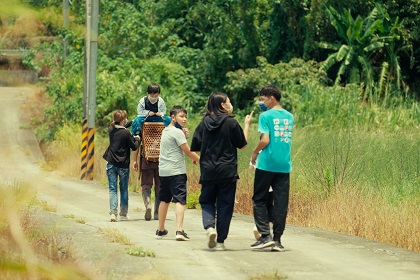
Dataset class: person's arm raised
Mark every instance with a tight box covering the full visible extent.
[243,110,254,141]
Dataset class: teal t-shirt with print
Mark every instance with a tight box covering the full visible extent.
[255,108,294,173]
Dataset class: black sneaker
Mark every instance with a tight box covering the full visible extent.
[155,229,168,239]
[271,240,285,252]
[250,235,275,249]
[175,230,190,241]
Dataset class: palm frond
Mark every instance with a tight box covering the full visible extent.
[361,19,383,41]
[320,53,338,72]
[336,45,349,61]
[366,6,379,26]
[351,16,363,42]
[358,56,375,93]
[335,63,347,86]
[344,47,354,65]
[378,61,389,97]
[317,42,340,51]
[363,41,384,53]
[325,6,347,40]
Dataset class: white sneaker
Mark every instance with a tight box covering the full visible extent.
[207,227,217,249]
[120,215,130,221]
[215,242,226,251]
[253,226,261,240]
[110,214,117,222]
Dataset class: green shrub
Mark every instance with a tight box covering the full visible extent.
[186,189,201,209]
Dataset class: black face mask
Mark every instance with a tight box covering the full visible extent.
[175,122,183,129]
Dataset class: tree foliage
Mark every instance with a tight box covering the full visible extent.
[319,4,411,100]
[16,0,420,140]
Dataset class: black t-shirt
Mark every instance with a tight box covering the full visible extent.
[191,114,247,183]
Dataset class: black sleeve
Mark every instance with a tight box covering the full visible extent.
[229,119,247,149]
[126,130,140,151]
[190,121,204,152]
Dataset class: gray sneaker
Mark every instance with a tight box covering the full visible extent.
[145,208,152,221]
[120,215,130,221]
[207,227,217,249]
[250,235,275,249]
[110,214,117,222]
[271,240,285,252]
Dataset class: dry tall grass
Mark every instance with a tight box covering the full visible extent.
[287,187,420,252]
[0,184,93,279]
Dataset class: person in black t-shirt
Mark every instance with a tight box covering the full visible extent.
[191,92,253,251]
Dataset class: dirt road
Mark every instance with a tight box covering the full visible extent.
[1,87,419,280]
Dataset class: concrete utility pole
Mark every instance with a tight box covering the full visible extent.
[63,0,69,58]
[81,0,99,180]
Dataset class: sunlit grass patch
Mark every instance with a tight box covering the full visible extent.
[125,246,155,257]
[98,227,133,245]
[62,214,86,224]
[31,199,56,212]
[0,183,92,279]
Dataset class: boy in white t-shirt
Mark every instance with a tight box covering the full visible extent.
[155,106,200,241]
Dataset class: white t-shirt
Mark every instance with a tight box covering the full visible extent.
[159,126,187,177]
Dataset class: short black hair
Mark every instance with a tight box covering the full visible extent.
[260,85,281,101]
[147,84,161,94]
[170,105,187,117]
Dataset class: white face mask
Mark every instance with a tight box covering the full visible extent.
[225,103,233,114]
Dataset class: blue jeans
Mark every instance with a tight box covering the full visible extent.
[106,162,129,216]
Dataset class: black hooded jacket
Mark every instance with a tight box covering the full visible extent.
[191,114,247,183]
[103,125,140,168]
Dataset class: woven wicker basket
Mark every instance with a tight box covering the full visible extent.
[141,122,164,162]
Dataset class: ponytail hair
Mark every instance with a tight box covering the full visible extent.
[111,110,127,128]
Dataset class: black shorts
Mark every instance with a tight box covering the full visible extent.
[159,174,187,204]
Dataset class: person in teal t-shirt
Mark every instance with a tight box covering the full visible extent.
[250,85,294,252]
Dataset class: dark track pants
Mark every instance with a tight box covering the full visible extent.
[253,169,289,241]
[200,181,237,243]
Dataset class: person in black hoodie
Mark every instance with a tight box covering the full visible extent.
[103,110,140,222]
[191,92,253,251]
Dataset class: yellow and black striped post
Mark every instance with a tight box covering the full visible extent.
[80,118,88,180]
[86,127,95,180]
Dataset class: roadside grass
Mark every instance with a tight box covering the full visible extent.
[98,227,133,245]
[288,187,420,252]
[0,183,92,279]
[31,198,56,212]
[125,246,156,257]
[62,214,86,224]
[249,270,287,280]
